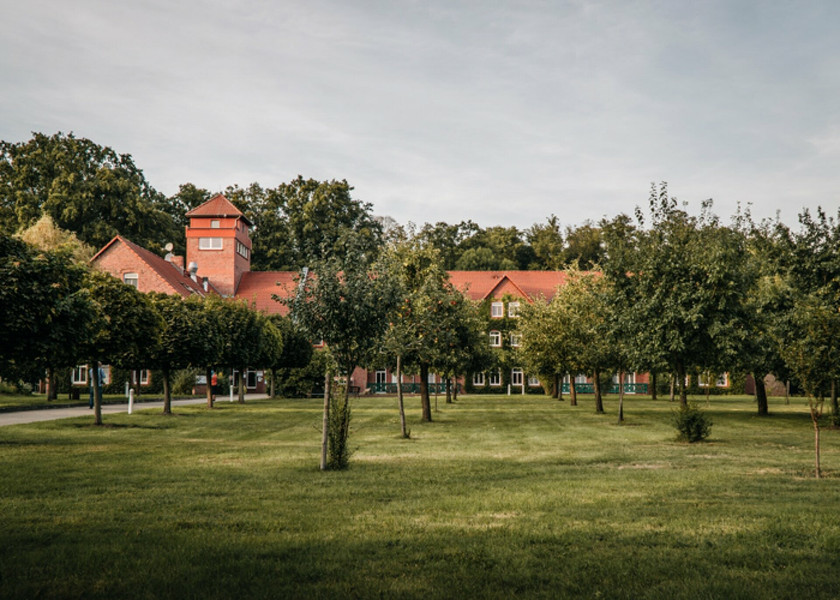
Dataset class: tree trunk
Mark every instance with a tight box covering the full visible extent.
[705,370,711,407]
[162,369,172,415]
[47,367,57,401]
[270,368,277,399]
[131,369,138,401]
[93,362,103,426]
[453,377,459,402]
[570,376,578,406]
[669,373,676,403]
[206,367,214,409]
[445,376,452,404]
[593,369,604,414]
[650,372,657,400]
[785,380,790,405]
[832,380,838,425]
[320,372,331,471]
[677,365,688,407]
[420,362,432,422]
[618,370,625,423]
[238,367,246,403]
[811,401,822,479]
[755,373,768,416]
[554,374,563,400]
[397,356,408,438]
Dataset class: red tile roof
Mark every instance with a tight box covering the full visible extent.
[447,271,570,302]
[235,271,301,315]
[185,194,252,226]
[92,236,214,297]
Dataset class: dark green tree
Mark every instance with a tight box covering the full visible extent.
[0,132,178,251]
[81,270,161,425]
[288,235,399,469]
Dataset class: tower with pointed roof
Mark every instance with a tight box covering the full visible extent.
[184,194,252,296]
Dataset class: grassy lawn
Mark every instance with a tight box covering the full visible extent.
[1,393,839,599]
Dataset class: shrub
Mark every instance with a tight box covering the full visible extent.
[171,368,199,395]
[673,403,712,442]
[327,392,352,470]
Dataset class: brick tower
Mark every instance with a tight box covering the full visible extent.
[184,194,252,296]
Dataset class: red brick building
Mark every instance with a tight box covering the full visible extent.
[92,194,649,397]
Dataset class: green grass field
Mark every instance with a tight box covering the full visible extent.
[1,394,839,599]
[0,392,200,412]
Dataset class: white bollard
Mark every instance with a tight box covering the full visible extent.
[128,389,134,414]
[125,381,130,398]
[230,385,235,402]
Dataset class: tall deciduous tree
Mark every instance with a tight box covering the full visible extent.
[266,315,312,398]
[82,270,161,425]
[289,236,399,469]
[631,184,750,406]
[0,132,178,251]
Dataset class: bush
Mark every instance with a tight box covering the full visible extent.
[327,393,352,470]
[171,369,199,395]
[673,403,712,442]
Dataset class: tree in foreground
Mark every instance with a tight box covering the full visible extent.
[266,315,311,398]
[82,270,161,425]
[289,237,399,469]
[630,184,750,406]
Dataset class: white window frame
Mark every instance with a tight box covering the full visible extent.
[489,370,502,386]
[210,219,220,229]
[575,374,588,384]
[473,372,485,386]
[491,302,504,318]
[508,301,521,318]
[132,370,150,386]
[528,375,540,387]
[489,330,502,347]
[511,368,524,386]
[123,272,138,287]
[246,370,258,389]
[698,372,729,388]
[236,240,250,259]
[198,237,223,250]
[510,333,521,347]
[72,365,88,385]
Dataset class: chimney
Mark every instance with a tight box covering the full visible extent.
[165,253,185,272]
[202,277,209,292]
[188,261,198,282]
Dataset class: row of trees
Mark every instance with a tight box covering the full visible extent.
[0,229,312,425]
[517,185,840,438]
[1,132,607,271]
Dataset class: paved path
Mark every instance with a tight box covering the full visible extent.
[0,394,267,427]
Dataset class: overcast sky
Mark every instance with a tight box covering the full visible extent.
[3,0,840,230]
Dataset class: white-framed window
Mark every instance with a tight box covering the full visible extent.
[246,370,258,389]
[473,372,485,386]
[489,331,502,347]
[489,370,502,386]
[198,237,223,250]
[123,272,138,287]
[528,375,540,387]
[575,374,588,384]
[72,365,88,385]
[698,372,729,388]
[211,219,220,229]
[491,301,504,318]
[508,301,521,318]
[511,368,523,386]
[428,372,437,384]
[510,333,521,347]
[612,372,636,385]
[131,370,150,385]
[236,240,250,259]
